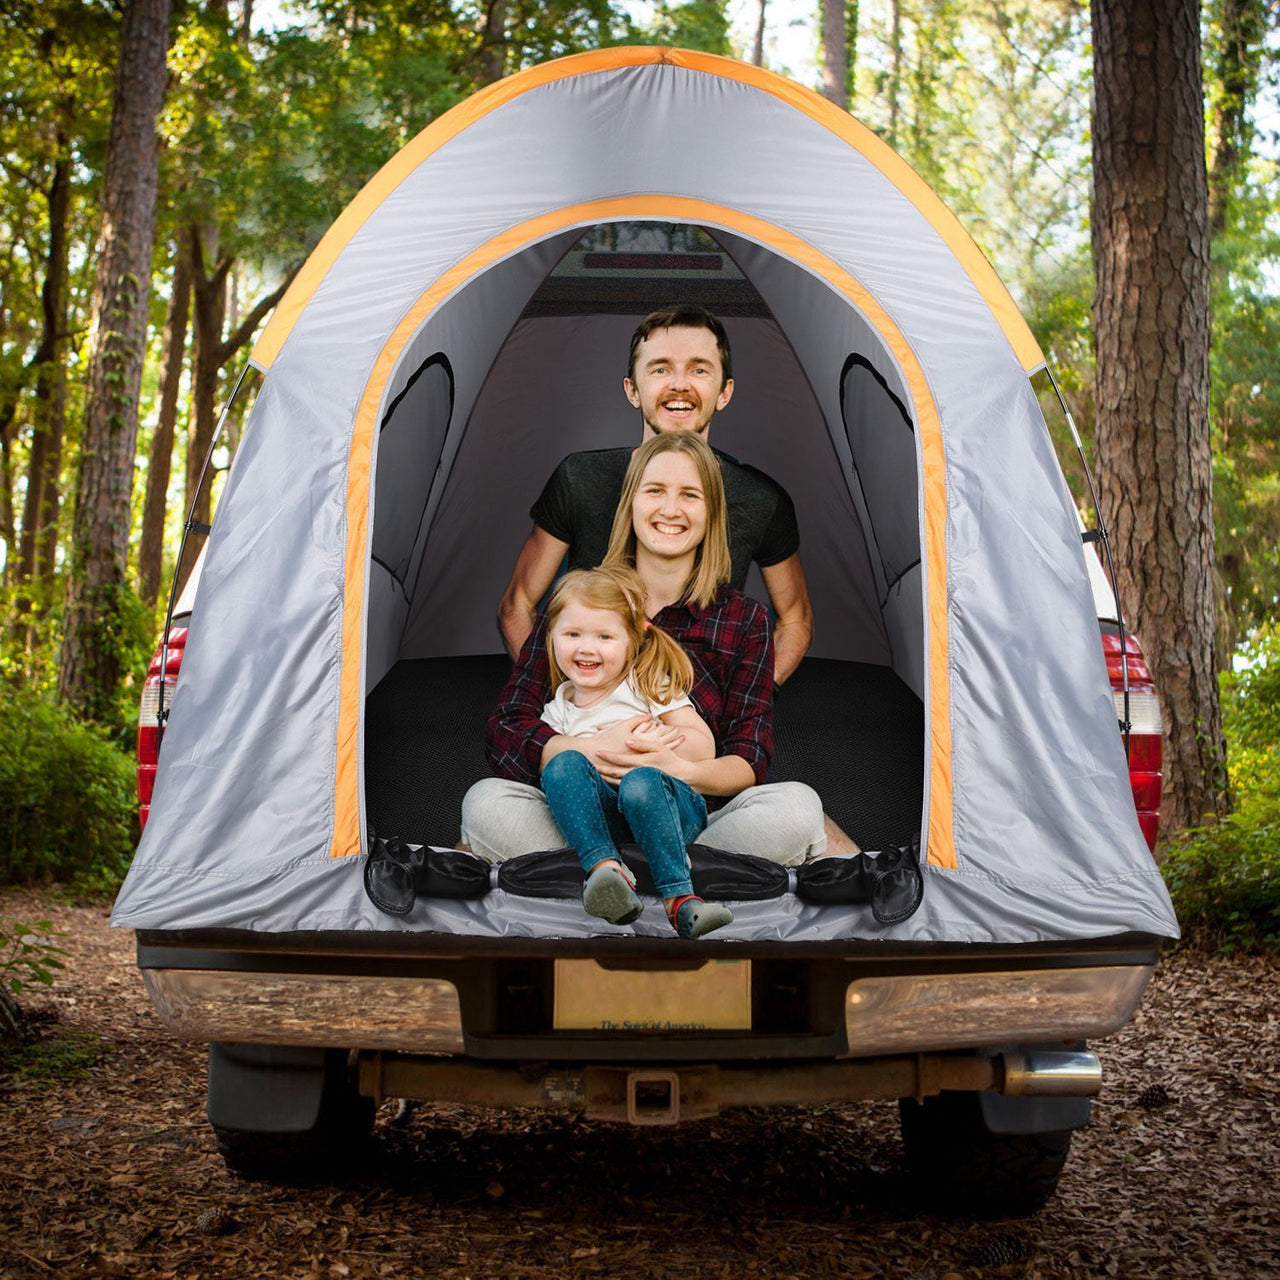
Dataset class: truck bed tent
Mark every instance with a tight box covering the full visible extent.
[112,47,1178,944]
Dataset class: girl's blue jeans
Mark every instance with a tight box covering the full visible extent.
[540,752,708,900]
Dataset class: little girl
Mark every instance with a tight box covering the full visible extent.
[539,566,734,939]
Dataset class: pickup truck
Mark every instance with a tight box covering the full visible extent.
[133,540,1164,1215]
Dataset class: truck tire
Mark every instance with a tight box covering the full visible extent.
[209,1046,375,1180]
[898,1092,1073,1216]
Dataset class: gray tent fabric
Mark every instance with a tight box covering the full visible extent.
[111,48,1177,943]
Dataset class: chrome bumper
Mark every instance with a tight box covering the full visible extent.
[842,964,1153,1056]
[143,961,1151,1066]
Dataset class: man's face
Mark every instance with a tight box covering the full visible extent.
[624,325,734,439]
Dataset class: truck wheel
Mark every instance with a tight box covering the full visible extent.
[898,1093,1073,1216]
[209,1046,375,1180]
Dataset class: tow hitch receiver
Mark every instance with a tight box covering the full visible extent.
[586,1066,718,1124]
[627,1070,682,1125]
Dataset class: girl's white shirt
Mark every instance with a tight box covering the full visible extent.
[541,673,692,738]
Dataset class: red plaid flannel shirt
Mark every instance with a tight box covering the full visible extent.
[485,587,774,792]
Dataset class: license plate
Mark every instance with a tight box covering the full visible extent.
[552,959,751,1031]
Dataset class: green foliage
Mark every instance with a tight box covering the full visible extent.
[852,0,1091,297]
[0,1029,110,1087]
[1163,624,1280,954]
[1,918,67,997]
[0,917,67,1043]
[632,0,732,55]
[0,685,138,891]
[1208,168,1280,644]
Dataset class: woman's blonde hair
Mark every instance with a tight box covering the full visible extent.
[545,566,695,704]
[601,432,731,609]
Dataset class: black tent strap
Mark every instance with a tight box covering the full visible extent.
[184,519,212,537]
[363,838,924,926]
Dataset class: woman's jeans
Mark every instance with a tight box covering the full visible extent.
[540,753,707,900]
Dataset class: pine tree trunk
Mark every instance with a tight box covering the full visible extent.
[1091,0,1227,833]
[14,143,72,596]
[138,249,191,609]
[479,0,506,85]
[752,0,766,66]
[887,0,903,146]
[185,226,228,538]
[822,0,848,109]
[0,404,16,562]
[58,0,171,721]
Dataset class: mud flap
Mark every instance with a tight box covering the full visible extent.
[207,1042,331,1133]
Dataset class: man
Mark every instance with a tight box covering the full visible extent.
[497,306,815,685]
[493,305,858,856]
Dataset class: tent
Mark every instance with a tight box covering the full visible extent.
[112,46,1178,944]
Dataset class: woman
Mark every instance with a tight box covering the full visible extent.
[461,431,825,871]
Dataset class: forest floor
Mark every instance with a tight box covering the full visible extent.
[0,887,1276,1280]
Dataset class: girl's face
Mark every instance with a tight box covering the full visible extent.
[551,600,630,702]
[630,451,708,563]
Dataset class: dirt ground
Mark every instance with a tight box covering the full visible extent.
[0,888,1276,1280]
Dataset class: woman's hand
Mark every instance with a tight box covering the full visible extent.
[590,717,685,784]
[595,728,690,784]
[543,715,686,779]
[591,714,683,757]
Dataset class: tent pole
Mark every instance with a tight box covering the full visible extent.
[155,361,254,746]
[1044,365,1132,762]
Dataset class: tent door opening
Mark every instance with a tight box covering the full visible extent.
[361,223,926,856]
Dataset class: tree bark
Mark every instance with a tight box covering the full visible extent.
[1091,0,1228,832]
[137,248,191,608]
[185,224,229,536]
[0,403,16,564]
[752,0,766,66]
[15,134,73,595]
[886,0,903,146]
[822,0,848,109]
[58,0,172,721]
[479,0,507,86]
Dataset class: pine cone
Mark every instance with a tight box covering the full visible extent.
[195,1206,238,1237]
[968,1233,1028,1266]
[1136,1083,1171,1109]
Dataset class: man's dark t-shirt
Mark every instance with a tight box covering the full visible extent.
[530,446,799,590]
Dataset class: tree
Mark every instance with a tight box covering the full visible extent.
[58,0,172,721]
[479,0,507,82]
[1202,0,1280,659]
[1091,0,1227,831]
[821,0,848,108]
[1207,0,1269,240]
[136,245,190,608]
[0,0,116,630]
[752,0,766,65]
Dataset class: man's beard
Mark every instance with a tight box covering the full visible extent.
[644,407,712,436]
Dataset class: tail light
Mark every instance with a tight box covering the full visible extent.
[1101,628,1162,851]
[137,627,187,829]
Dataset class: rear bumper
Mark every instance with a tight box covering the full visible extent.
[136,931,1158,1064]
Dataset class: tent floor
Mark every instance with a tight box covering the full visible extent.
[364,656,925,853]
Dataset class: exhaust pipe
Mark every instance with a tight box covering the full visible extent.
[1002,1049,1102,1097]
